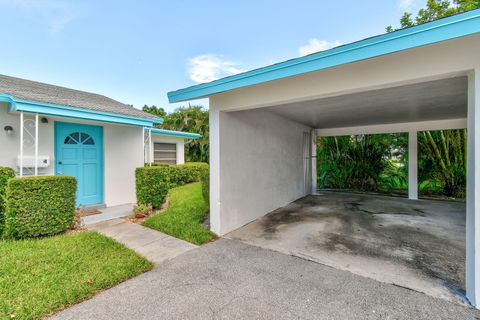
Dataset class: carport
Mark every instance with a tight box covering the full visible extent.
[168,10,480,306]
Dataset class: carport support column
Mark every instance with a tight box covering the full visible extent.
[467,69,480,308]
[209,106,222,235]
[311,129,317,194]
[408,130,418,200]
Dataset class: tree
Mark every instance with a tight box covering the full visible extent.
[143,105,209,163]
[142,105,167,118]
[386,0,480,32]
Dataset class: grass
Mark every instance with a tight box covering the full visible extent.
[142,182,216,245]
[0,231,153,320]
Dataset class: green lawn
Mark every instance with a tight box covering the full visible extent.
[0,231,153,320]
[143,182,216,245]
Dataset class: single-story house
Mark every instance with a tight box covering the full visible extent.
[168,10,480,306]
[0,74,200,207]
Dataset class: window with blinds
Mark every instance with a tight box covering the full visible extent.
[153,143,177,164]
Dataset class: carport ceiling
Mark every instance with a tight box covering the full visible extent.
[265,76,467,129]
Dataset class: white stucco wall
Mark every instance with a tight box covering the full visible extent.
[210,107,311,234]
[207,33,480,305]
[0,102,54,175]
[0,103,144,207]
[150,135,185,164]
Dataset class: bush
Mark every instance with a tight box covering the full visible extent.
[136,162,208,209]
[200,168,209,205]
[176,162,209,184]
[0,167,15,235]
[4,176,77,239]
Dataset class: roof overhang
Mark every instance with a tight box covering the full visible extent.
[168,9,480,103]
[146,127,201,139]
[0,94,163,127]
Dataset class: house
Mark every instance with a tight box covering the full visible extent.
[0,74,200,208]
[168,10,480,306]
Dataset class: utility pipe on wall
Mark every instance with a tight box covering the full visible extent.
[408,130,418,200]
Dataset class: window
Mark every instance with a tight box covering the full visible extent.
[154,143,177,164]
[64,132,95,145]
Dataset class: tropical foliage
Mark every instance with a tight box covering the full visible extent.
[418,130,467,198]
[317,130,466,199]
[387,0,480,32]
[143,105,209,162]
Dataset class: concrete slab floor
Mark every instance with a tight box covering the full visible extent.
[226,191,466,304]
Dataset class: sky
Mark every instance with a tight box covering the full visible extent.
[0,0,426,112]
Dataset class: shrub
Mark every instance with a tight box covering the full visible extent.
[200,168,209,205]
[4,176,77,239]
[0,167,15,235]
[133,203,153,219]
[176,162,209,184]
[136,162,208,209]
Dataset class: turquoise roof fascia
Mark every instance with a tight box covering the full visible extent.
[0,94,163,127]
[168,9,480,103]
[146,127,202,139]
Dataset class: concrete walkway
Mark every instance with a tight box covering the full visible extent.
[88,219,197,265]
[52,239,480,320]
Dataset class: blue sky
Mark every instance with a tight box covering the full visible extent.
[0,0,425,112]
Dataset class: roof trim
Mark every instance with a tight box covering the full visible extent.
[146,127,202,139]
[168,9,480,103]
[0,94,163,127]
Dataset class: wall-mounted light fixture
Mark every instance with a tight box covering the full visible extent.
[4,125,13,136]
[41,117,48,124]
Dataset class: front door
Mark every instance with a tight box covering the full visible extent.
[55,122,104,206]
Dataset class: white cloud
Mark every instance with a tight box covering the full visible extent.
[188,54,245,83]
[0,0,80,33]
[398,0,413,9]
[397,0,425,10]
[298,39,342,56]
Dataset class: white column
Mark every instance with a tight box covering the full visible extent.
[19,111,24,177]
[311,129,317,194]
[148,128,152,166]
[408,130,418,200]
[34,113,39,177]
[142,128,146,164]
[467,69,480,307]
[209,106,221,234]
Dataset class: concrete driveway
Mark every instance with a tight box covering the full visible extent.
[51,239,479,320]
[227,192,466,304]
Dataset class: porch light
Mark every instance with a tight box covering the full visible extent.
[4,125,13,136]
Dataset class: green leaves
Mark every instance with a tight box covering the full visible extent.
[387,0,480,32]
[0,167,15,236]
[3,176,77,239]
[143,105,210,163]
[135,162,208,208]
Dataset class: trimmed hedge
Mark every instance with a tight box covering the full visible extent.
[4,176,77,239]
[200,168,209,205]
[0,167,15,235]
[136,162,208,208]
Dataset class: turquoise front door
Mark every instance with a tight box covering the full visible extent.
[55,122,104,206]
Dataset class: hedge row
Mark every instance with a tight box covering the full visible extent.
[0,167,16,235]
[200,168,209,205]
[3,176,77,239]
[136,162,208,208]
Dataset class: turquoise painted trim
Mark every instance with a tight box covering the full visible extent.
[168,9,480,103]
[147,127,201,139]
[1,93,163,127]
